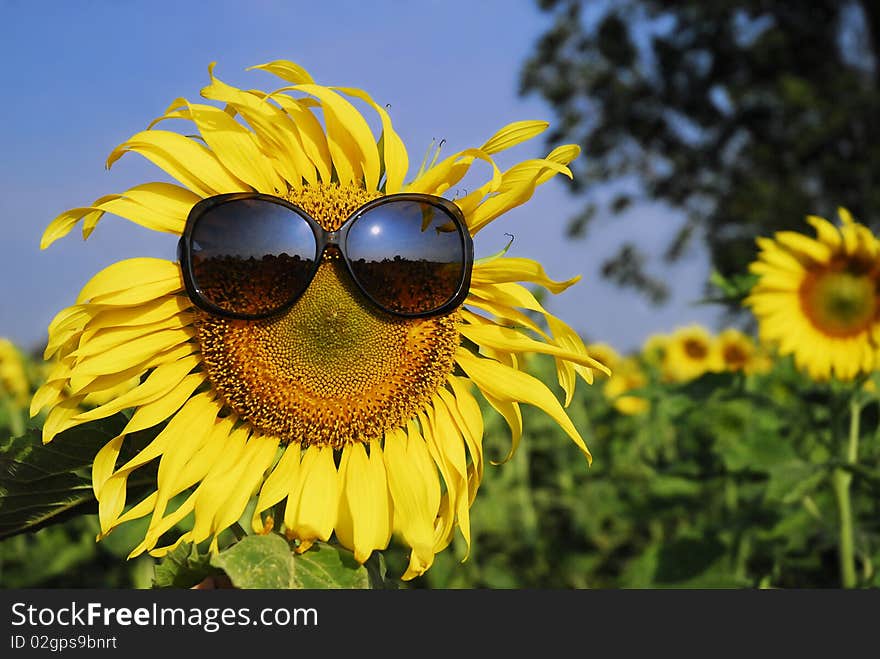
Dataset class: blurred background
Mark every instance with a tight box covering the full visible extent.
[1,0,879,588]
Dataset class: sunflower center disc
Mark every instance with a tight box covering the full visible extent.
[683,338,708,360]
[195,184,461,448]
[722,343,749,369]
[802,267,878,337]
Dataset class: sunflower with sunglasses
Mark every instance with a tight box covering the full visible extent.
[32,60,607,580]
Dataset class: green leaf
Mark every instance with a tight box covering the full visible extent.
[0,414,160,540]
[153,541,223,588]
[210,534,371,589]
[294,542,371,589]
[363,551,398,589]
[648,474,701,499]
[654,536,726,585]
[210,534,295,588]
[0,417,123,539]
[765,461,827,503]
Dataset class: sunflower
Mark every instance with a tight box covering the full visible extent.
[31,60,607,580]
[603,356,648,415]
[714,328,774,375]
[585,342,620,374]
[745,208,880,381]
[641,332,669,366]
[715,328,756,373]
[661,325,720,383]
[0,338,30,408]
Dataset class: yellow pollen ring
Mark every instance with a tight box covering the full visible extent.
[194,184,461,448]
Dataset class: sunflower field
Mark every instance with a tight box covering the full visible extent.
[1,55,879,591]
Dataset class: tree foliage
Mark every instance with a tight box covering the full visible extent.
[521,0,880,302]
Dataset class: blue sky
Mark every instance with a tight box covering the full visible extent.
[0,0,722,353]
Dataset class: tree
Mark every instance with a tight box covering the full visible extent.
[521,0,880,303]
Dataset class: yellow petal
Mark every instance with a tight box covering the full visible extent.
[774,231,832,263]
[805,214,842,251]
[459,321,605,372]
[157,100,286,194]
[285,445,338,544]
[136,492,197,556]
[67,182,197,242]
[120,372,205,435]
[71,355,200,422]
[335,86,409,194]
[72,313,192,359]
[251,442,302,533]
[482,389,523,464]
[289,84,381,190]
[471,256,581,294]
[547,313,603,382]
[92,435,125,503]
[427,397,471,555]
[545,144,581,169]
[464,296,548,338]
[148,409,221,526]
[76,258,182,306]
[468,280,547,313]
[189,424,251,543]
[110,492,158,531]
[480,120,549,154]
[68,342,197,402]
[163,416,236,497]
[383,425,440,580]
[405,148,501,198]
[71,327,194,377]
[93,392,215,534]
[267,93,333,184]
[247,59,315,85]
[201,63,315,189]
[82,296,193,335]
[210,433,280,536]
[41,396,87,444]
[455,348,591,463]
[43,307,94,360]
[106,129,249,197]
[439,379,484,502]
[336,442,392,563]
[467,158,573,234]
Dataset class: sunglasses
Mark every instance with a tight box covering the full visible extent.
[178,192,474,320]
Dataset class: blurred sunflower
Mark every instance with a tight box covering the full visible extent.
[641,332,669,367]
[714,328,773,375]
[661,325,720,383]
[31,60,607,579]
[585,342,620,374]
[715,328,754,373]
[0,338,30,408]
[603,357,648,415]
[745,208,880,381]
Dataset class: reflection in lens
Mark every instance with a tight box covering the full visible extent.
[346,200,465,314]
[190,198,317,316]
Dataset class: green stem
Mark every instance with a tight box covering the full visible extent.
[831,397,861,588]
[4,398,25,438]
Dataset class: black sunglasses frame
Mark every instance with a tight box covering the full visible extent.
[178,192,474,320]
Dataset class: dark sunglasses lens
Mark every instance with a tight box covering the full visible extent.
[189,198,317,316]
[345,200,467,314]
